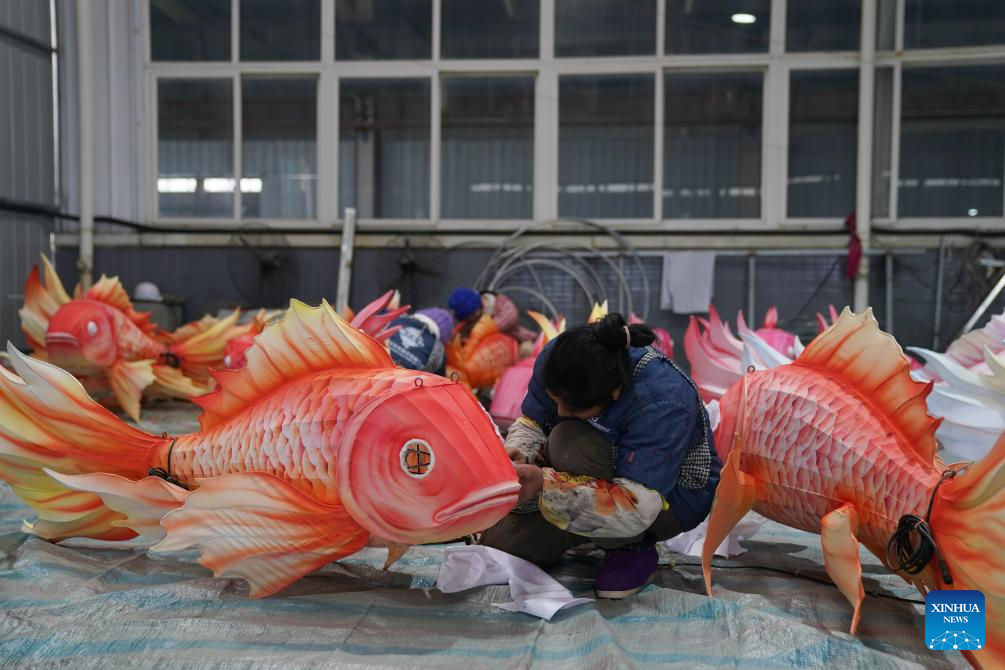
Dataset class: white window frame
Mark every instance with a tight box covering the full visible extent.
[140,0,1005,233]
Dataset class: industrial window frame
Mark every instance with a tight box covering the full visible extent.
[141,0,1005,233]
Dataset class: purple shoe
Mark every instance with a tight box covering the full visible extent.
[595,545,659,599]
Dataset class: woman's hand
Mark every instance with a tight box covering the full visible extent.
[514,464,544,504]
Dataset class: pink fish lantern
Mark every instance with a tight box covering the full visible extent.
[628,313,674,359]
[683,305,745,403]
[489,312,564,431]
[351,290,410,343]
[737,307,797,358]
[815,304,841,335]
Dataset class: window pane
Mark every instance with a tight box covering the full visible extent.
[877,0,896,50]
[559,75,654,218]
[787,70,858,218]
[666,1,770,54]
[150,0,230,61]
[442,0,539,58]
[900,66,1005,218]
[787,0,860,51]
[664,72,762,219]
[335,0,432,60]
[240,0,320,60]
[555,0,656,57]
[242,78,317,219]
[905,0,1005,49]
[339,79,430,218]
[872,68,893,218]
[442,77,534,219]
[158,79,233,218]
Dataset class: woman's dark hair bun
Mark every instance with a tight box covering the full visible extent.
[543,311,657,413]
[592,313,656,351]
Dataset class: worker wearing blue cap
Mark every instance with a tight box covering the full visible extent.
[448,287,484,345]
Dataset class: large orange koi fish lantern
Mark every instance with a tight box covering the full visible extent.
[19,256,249,420]
[0,300,519,597]
[704,308,1005,670]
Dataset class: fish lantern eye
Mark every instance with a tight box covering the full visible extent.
[399,439,435,479]
[86,321,98,337]
[224,354,232,368]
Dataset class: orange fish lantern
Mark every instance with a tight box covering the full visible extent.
[446,316,518,390]
[19,256,244,420]
[0,300,520,597]
[704,309,1005,669]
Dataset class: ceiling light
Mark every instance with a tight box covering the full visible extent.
[157,177,197,194]
[203,178,236,193]
[732,13,756,24]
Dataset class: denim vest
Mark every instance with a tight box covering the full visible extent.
[522,343,723,532]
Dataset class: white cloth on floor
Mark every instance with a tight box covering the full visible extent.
[436,545,592,620]
[664,513,765,559]
[661,251,716,314]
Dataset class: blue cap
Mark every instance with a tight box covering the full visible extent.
[448,288,482,321]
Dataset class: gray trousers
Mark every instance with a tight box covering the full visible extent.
[481,419,681,567]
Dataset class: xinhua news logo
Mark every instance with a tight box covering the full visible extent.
[925,590,985,652]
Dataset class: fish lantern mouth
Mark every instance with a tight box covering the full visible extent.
[337,379,519,545]
[44,332,98,373]
[432,482,521,524]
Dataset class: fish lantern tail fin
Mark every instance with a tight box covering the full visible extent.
[930,431,1005,670]
[0,344,165,542]
[19,254,71,353]
[167,308,243,383]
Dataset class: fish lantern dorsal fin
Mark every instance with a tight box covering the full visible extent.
[763,306,779,330]
[588,301,608,324]
[85,275,159,336]
[19,255,72,350]
[527,310,559,343]
[794,308,940,464]
[192,300,393,431]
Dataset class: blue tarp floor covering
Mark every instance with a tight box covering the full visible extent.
[0,402,969,669]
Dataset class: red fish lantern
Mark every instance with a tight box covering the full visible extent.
[704,308,1005,669]
[0,300,520,597]
[19,256,248,420]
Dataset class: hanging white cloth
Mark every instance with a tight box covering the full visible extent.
[661,251,716,314]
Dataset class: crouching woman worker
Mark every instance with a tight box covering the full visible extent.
[480,313,722,598]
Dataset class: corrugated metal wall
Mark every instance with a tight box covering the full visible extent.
[0,0,56,348]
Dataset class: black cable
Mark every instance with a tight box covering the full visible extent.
[886,470,956,585]
[780,256,843,330]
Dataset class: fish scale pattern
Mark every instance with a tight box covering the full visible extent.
[739,368,937,550]
[110,309,165,360]
[173,369,415,503]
